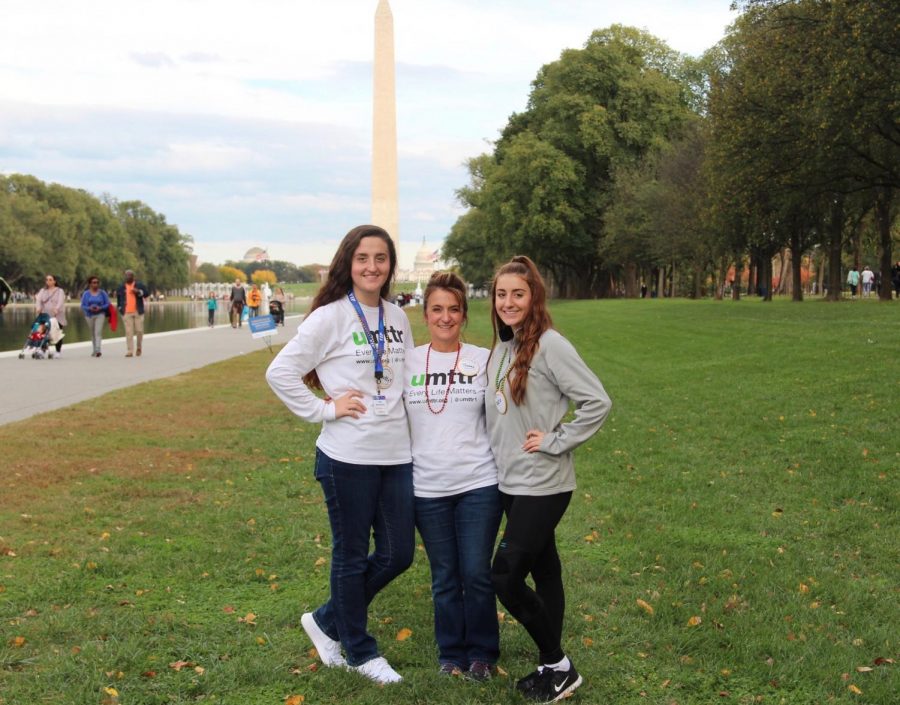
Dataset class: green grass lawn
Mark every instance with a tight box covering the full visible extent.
[1,299,897,705]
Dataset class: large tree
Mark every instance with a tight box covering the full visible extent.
[445,25,696,296]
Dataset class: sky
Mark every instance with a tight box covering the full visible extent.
[0,0,737,271]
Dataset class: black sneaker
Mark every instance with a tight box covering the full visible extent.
[516,667,545,692]
[522,664,583,703]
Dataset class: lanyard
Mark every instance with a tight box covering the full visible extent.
[347,290,385,386]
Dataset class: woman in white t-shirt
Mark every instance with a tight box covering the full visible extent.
[266,225,414,685]
[404,272,502,681]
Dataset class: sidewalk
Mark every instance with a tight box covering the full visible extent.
[0,316,300,426]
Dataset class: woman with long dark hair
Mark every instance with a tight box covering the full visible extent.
[485,256,612,703]
[266,225,414,685]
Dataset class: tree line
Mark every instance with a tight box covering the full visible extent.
[193,259,321,285]
[0,173,192,294]
[444,2,898,300]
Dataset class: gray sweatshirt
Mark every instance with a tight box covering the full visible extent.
[485,328,612,496]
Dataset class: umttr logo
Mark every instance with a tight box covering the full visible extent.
[410,370,475,386]
[352,327,405,346]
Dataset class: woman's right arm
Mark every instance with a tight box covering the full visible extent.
[266,314,337,422]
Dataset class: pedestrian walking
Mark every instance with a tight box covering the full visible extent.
[116,270,149,357]
[80,275,110,357]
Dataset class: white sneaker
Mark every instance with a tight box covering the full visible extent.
[300,612,346,667]
[352,656,402,684]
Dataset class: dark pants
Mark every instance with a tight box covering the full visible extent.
[491,491,572,664]
[207,308,215,326]
[415,484,503,667]
[311,449,415,666]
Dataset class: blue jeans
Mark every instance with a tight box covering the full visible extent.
[415,484,503,667]
[311,449,415,666]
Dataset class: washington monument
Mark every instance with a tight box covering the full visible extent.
[372,0,399,249]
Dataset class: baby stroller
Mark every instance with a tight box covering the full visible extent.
[18,313,51,359]
[269,300,285,326]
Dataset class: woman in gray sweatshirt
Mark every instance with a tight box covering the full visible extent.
[485,256,612,704]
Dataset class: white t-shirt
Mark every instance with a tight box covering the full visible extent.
[266,297,414,465]
[404,343,498,498]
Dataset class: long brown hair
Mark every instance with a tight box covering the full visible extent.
[303,224,397,389]
[423,271,468,325]
[489,255,553,405]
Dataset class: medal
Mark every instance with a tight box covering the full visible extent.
[457,357,479,377]
[493,346,513,415]
[494,389,508,415]
[379,363,394,389]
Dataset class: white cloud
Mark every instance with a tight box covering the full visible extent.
[0,0,735,269]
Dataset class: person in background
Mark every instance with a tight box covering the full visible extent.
[860,266,875,298]
[116,269,149,357]
[0,276,12,312]
[404,271,502,681]
[271,286,287,325]
[248,283,262,316]
[207,291,218,327]
[484,255,612,703]
[229,278,246,327]
[846,266,860,299]
[266,224,414,686]
[35,273,67,358]
[80,275,110,357]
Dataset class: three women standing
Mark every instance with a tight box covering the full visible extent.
[404,272,502,680]
[485,256,612,702]
[266,225,415,685]
[80,276,110,357]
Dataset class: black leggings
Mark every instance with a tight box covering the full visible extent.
[491,491,572,664]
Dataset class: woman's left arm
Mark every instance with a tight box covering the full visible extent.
[537,334,612,456]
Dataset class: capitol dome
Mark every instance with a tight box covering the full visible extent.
[413,238,437,279]
[242,246,269,263]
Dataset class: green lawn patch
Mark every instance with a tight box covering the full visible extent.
[1,298,897,705]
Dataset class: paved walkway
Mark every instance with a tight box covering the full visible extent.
[0,316,301,426]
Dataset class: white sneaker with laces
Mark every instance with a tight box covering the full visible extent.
[352,656,402,684]
[300,612,346,667]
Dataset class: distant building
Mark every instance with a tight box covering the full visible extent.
[243,247,270,263]
[396,237,439,282]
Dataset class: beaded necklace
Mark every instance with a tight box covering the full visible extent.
[425,342,462,415]
[493,346,514,414]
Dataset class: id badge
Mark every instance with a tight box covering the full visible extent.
[372,394,388,416]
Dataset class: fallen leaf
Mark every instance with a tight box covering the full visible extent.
[636,599,655,615]
[223,605,235,614]
[855,666,873,673]
[848,684,862,695]
[141,671,157,678]
[194,665,205,675]
[661,679,671,688]
[582,637,594,647]
[687,616,702,627]
[239,613,257,625]
[396,627,413,641]
[169,660,194,671]
[873,657,894,666]
[285,696,305,705]
[256,636,267,646]
[799,583,809,594]
[103,687,119,697]
[12,636,26,647]
[496,665,508,677]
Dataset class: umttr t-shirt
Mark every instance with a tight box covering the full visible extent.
[266,297,414,465]
[404,343,498,498]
